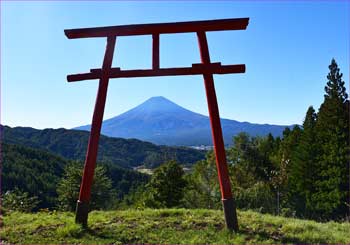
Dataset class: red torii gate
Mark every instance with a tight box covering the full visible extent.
[64,17,249,231]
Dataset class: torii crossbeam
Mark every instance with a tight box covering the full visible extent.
[65,17,249,231]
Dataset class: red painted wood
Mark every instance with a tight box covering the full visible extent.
[152,34,160,70]
[78,36,116,202]
[67,64,245,82]
[197,31,233,200]
[64,18,249,39]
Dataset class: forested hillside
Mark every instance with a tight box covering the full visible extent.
[2,143,68,209]
[2,143,149,210]
[1,125,205,168]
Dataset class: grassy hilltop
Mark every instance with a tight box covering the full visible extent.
[1,208,349,244]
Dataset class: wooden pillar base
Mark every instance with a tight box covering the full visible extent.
[222,197,239,231]
[75,200,89,227]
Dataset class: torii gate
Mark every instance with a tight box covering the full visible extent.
[64,17,249,231]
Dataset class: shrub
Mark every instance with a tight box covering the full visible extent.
[57,162,116,211]
[1,188,40,212]
[234,182,275,213]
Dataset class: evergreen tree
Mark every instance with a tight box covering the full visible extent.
[182,151,221,209]
[270,126,301,216]
[57,162,116,211]
[145,161,187,208]
[289,106,318,218]
[228,133,258,188]
[228,133,276,213]
[228,132,275,183]
[256,133,276,182]
[312,58,349,219]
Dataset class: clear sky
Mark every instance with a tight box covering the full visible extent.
[1,1,349,129]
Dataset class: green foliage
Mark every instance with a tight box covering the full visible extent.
[228,133,277,184]
[311,58,349,219]
[269,125,303,215]
[2,126,205,169]
[182,135,278,214]
[2,143,67,209]
[227,133,280,214]
[1,209,350,244]
[288,106,319,218]
[183,151,221,209]
[234,182,275,214]
[57,162,116,211]
[116,185,149,209]
[2,142,149,211]
[1,188,40,212]
[268,59,350,220]
[144,161,187,208]
[102,162,149,199]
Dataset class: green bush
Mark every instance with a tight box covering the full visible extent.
[143,160,187,208]
[57,162,116,211]
[182,153,221,209]
[1,188,40,212]
[234,182,275,213]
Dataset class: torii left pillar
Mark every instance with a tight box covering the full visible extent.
[75,36,116,226]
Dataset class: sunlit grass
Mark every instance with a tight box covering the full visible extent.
[1,209,349,244]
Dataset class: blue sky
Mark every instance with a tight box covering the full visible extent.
[1,1,349,129]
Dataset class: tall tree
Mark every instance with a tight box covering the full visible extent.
[228,132,275,183]
[228,133,276,213]
[312,58,349,219]
[145,160,187,208]
[288,106,318,218]
[183,151,221,209]
[228,133,259,188]
[57,162,116,211]
[270,126,302,216]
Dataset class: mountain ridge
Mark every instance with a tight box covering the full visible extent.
[75,96,293,146]
[1,125,205,169]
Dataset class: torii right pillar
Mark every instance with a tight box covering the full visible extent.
[197,31,239,231]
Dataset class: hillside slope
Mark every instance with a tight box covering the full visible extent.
[2,143,149,209]
[76,96,292,146]
[1,209,349,244]
[2,143,69,208]
[1,125,205,168]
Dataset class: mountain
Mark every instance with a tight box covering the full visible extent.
[1,125,205,169]
[75,96,292,146]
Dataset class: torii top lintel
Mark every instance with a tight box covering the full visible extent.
[64,18,249,38]
[65,17,249,82]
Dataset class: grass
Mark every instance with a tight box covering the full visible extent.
[1,208,350,244]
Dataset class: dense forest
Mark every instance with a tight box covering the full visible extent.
[2,59,349,222]
[2,143,149,210]
[1,125,205,168]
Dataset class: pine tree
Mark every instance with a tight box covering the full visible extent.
[312,58,349,220]
[289,106,318,218]
[182,151,221,209]
[146,160,187,208]
[57,162,116,211]
[272,126,302,216]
